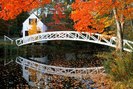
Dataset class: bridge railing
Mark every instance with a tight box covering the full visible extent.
[15,31,133,52]
[4,35,14,66]
[16,56,105,78]
[4,35,14,44]
[16,31,115,46]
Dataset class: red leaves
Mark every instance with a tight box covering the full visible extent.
[71,0,133,33]
[47,3,71,31]
[52,3,66,24]
[71,0,107,33]
[0,0,50,20]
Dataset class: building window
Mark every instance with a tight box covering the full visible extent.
[29,18,37,25]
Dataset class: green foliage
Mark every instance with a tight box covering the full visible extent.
[103,52,133,88]
[9,12,29,36]
[123,20,133,41]
[104,52,133,81]
[113,80,133,89]
[0,12,29,37]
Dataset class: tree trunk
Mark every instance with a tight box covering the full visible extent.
[131,20,133,32]
[113,8,123,53]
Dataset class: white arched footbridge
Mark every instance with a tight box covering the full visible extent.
[16,31,133,52]
[16,56,104,78]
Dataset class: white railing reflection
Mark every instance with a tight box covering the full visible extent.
[16,56,105,78]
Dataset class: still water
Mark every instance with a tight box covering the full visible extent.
[0,41,107,89]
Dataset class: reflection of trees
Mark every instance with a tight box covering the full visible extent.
[26,71,111,89]
[0,61,28,88]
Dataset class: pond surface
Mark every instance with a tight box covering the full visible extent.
[0,41,108,89]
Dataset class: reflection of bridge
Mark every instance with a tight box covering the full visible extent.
[16,31,133,52]
[16,56,104,78]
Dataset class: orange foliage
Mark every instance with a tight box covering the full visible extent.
[0,0,50,20]
[70,0,133,33]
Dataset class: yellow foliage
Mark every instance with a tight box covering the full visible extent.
[104,19,114,28]
[28,19,41,35]
[99,17,114,28]
[94,16,114,32]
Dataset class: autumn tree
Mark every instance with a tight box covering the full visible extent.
[0,0,50,20]
[0,12,29,36]
[70,0,133,52]
[71,0,113,33]
[44,1,74,31]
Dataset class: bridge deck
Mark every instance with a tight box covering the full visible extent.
[16,31,133,52]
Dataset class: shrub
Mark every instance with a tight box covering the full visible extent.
[103,52,133,88]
